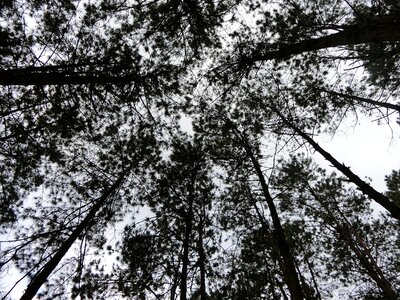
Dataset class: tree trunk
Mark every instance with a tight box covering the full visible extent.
[321,89,400,113]
[180,171,196,300]
[307,184,398,299]
[271,106,400,220]
[232,128,304,300]
[306,257,322,300]
[250,154,304,300]
[19,169,130,300]
[197,212,207,300]
[244,16,400,64]
[170,265,180,300]
[337,224,398,299]
[252,197,289,298]
[0,68,145,86]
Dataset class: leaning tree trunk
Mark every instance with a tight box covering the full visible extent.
[0,63,163,86]
[337,224,398,299]
[307,184,398,299]
[228,122,304,300]
[242,16,400,64]
[0,67,145,86]
[247,149,304,300]
[319,88,400,113]
[271,106,400,221]
[252,198,296,299]
[19,169,130,300]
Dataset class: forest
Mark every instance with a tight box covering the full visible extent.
[0,0,400,299]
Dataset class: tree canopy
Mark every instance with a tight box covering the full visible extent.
[1,0,400,299]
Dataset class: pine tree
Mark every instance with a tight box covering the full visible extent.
[1,1,400,299]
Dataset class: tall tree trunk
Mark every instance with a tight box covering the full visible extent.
[321,89,400,113]
[243,16,400,64]
[180,171,196,300]
[252,197,289,298]
[271,106,400,220]
[229,125,304,300]
[170,265,180,300]
[306,257,322,300]
[197,212,207,300]
[249,153,304,300]
[19,169,130,300]
[0,63,165,86]
[307,184,398,299]
[276,279,289,300]
[337,224,398,299]
[2,18,399,86]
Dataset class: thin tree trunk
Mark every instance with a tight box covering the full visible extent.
[180,171,196,300]
[0,100,50,118]
[243,16,400,64]
[337,224,398,299]
[197,212,206,300]
[252,197,288,296]
[294,261,312,300]
[229,125,304,300]
[250,154,304,300]
[321,89,400,113]
[271,106,400,220]
[0,62,164,86]
[276,278,289,300]
[19,169,130,300]
[306,257,322,300]
[170,265,180,300]
[307,184,398,299]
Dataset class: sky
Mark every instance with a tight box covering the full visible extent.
[3,110,399,300]
[316,113,400,192]
[2,2,400,299]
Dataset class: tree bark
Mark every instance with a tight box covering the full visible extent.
[197,212,207,300]
[306,257,322,300]
[19,169,130,300]
[250,153,304,300]
[338,224,398,299]
[170,266,180,300]
[271,106,400,220]
[243,16,400,64]
[307,184,398,299]
[228,123,304,300]
[180,170,196,300]
[321,89,400,113]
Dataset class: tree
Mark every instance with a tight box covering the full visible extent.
[269,104,400,220]
[191,107,306,299]
[69,135,220,300]
[131,136,218,300]
[19,167,131,300]
[272,154,399,299]
[385,170,400,206]
[1,0,400,299]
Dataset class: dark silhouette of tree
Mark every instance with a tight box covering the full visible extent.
[87,135,220,300]
[272,154,400,298]
[1,0,400,299]
[386,170,400,206]
[270,104,400,220]
[19,167,131,300]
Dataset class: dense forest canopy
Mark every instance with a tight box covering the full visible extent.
[0,0,400,299]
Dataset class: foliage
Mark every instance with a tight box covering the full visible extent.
[386,170,400,206]
[1,0,400,299]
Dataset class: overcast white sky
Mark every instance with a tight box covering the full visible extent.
[316,114,400,192]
